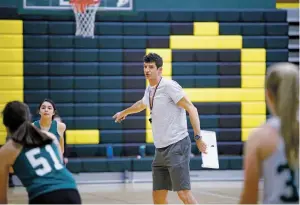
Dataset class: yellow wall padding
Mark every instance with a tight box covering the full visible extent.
[242,102,266,115]
[242,115,266,128]
[0,20,23,145]
[241,49,266,62]
[162,62,172,76]
[0,91,23,104]
[0,35,23,48]
[0,77,23,90]
[170,36,242,49]
[0,118,4,132]
[66,130,100,144]
[276,3,299,8]
[0,63,23,76]
[241,62,266,75]
[0,103,6,144]
[0,132,6,145]
[241,48,266,141]
[241,76,265,88]
[0,49,23,62]
[0,104,5,114]
[0,20,23,34]
[193,22,219,36]
[146,130,153,143]
[184,88,264,102]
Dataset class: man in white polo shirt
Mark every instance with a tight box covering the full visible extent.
[113,53,207,204]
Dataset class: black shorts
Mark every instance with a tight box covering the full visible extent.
[29,189,81,204]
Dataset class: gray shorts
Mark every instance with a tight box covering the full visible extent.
[152,136,191,192]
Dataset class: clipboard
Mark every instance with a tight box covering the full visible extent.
[200,130,219,169]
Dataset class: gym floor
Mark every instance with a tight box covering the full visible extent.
[8,181,263,204]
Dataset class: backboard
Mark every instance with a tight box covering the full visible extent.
[19,0,134,14]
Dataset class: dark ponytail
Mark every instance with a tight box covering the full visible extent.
[11,121,53,147]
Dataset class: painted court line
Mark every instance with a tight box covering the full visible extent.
[197,190,239,201]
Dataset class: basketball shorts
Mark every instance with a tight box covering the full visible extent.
[29,188,81,204]
[152,136,191,191]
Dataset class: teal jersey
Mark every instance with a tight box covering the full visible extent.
[33,120,60,141]
[12,142,77,200]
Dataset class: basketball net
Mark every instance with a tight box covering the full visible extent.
[69,0,100,38]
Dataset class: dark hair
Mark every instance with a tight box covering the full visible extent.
[37,98,58,120]
[143,53,163,69]
[3,101,52,147]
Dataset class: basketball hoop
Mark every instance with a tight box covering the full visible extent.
[69,0,100,38]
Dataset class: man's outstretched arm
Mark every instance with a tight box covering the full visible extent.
[123,99,147,115]
[113,99,147,123]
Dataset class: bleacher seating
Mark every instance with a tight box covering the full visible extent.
[287,9,299,64]
[0,9,289,172]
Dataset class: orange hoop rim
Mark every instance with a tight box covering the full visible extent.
[70,0,101,13]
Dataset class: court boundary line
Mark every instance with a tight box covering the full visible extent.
[196,190,239,201]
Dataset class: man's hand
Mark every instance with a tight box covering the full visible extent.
[196,139,207,154]
[113,111,127,123]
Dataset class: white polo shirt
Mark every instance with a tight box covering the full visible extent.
[142,78,189,148]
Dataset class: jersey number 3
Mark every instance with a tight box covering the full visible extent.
[25,145,63,176]
[277,163,299,203]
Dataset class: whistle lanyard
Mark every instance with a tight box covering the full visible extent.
[149,77,162,114]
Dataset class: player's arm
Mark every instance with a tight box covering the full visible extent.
[57,122,66,154]
[239,129,262,204]
[0,141,21,204]
[0,149,9,204]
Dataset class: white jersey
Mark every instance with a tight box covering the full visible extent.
[262,117,299,204]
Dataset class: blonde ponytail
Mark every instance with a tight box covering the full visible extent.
[277,71,299,168]
[267,62,299,168]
